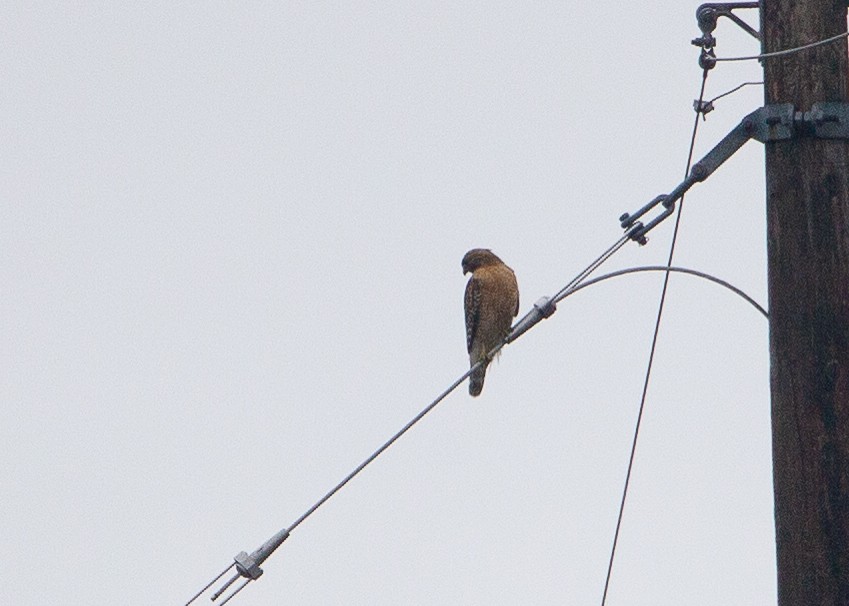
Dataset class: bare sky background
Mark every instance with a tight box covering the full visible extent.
[2,3,783,604]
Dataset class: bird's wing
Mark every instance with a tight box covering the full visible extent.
[512,270,520,316]
[464,275,481,354]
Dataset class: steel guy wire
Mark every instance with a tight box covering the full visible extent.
[184,563,235,606]
[600,66,710,606]
[187,57,767,605]
[282,232,634,536]
[715,30,849,62]
[186,362,478,606]
[286,362,477,535]
[186,236,768,604]
[258,243,649,537]
[187,261,770,606]
[551,235,632,305]
[186,230,634,605]
[216,579,250,605]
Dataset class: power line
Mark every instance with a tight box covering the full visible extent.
[600,66,710,606]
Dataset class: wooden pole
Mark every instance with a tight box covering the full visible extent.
[761,1,849,604]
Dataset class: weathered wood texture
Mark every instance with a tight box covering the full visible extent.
[761,1,849,604]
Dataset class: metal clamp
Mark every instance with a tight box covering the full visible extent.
[619,102,849,244]
[506,296,557,344]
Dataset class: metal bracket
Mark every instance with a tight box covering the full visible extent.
[693,2,760,44]
[800,102,849,139]
[691,3,760,70]
[619,102,849,244]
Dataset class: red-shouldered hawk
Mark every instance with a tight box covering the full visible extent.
[462,248,520,397]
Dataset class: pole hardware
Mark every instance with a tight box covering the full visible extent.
[693,2,760,44]
[798,102,849,139]
[187,528,291,605]
[234,528,290,581]
[691,3,760,70]
[506,296,557,344]
[619,102,849,244]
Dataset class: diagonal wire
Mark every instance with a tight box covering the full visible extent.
[287,233,632,536]
[551,235,631,305]
[188,64,723,606]
[187,228,637,605]
[183,563,235,605]
[188,65,722,605]
[287,363,477,534]
[600,66,710,605]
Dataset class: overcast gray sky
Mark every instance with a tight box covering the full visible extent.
[3,3,785,604]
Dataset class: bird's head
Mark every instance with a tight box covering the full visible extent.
[462,248,503,274]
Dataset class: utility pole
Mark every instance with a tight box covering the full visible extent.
[761,1,849,604]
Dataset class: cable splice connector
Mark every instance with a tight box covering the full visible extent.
[235,528,290,580]
[506,296,556,344]
[187,528,290,605]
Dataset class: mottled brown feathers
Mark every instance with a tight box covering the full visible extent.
[462,249,519,397]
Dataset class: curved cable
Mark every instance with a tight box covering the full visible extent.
[716,30,848,62]
[708,81,763,105]
[562,265,767,319]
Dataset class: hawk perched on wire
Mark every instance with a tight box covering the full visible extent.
[462,249,520,397]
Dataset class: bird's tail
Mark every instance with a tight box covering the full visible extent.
[469,362,488,397]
